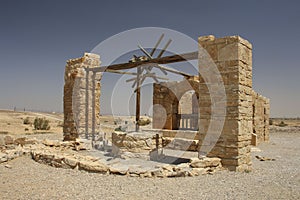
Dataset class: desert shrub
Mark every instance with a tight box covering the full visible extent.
[115,126,126,132]
[114,118,122,125]
[269,119,273,125]
[114,127,121,131]
[23,117,31,125]
[34,117,50,130]
[138,118,151,126]
[24,128,29,131]
[57,121,64,127]
[278,121,287,127]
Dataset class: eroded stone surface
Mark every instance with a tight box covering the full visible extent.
[151,35,269,172]
[0,137,223,178]
[112,131,158,153]
[63,53,102,141]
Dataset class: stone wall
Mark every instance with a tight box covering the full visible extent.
[153,77,200,130]
[112,131,157,153]
[63,53,102,141]
[152,35,270,171]
[196,35,254,171]
[178,91,198,114]
[251,91,270,145]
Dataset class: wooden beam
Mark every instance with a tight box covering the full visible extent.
[135,66,141,132]
[105,69,137,75]
[154,64,192,77]
[89,51,198,72]
[126,73,169,83]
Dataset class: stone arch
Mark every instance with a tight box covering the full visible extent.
[152,77,200,130]
[178,90,199,130]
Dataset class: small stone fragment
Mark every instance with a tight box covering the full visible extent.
[4,135,14,145]
[4,164,12,169]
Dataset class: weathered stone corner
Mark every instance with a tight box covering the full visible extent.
[63,52,102,141]
[152,35,269,171]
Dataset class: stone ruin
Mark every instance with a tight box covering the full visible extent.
[63,35,270,172]
[63,53,101,141]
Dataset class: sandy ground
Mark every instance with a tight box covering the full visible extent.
[0,110,63,135]
[0,110,299,199]
[0,130,299,199]
[0,110,152,138]
[270,118,300,127]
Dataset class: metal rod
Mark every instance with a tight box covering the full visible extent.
[138,45,152,59]
[127,70,168,83]
[138,45,168,75]
[106,69,137,75]
[132,79,137,88]
[155,64,192,77]
[126,77,137,82]
[132,73,169,90]
[144,67,159,82]
[157,39,172,58]
[150,33,164,56]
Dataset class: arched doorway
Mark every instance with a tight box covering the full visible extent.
[178,90,198,130]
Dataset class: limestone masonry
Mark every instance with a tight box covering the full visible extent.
[63,53,101,141]
[63,35,270,172]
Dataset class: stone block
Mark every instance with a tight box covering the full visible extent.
[78,160,108,174]
[63,53,101,141]
[4,135,14,145]
[218,43,239,61]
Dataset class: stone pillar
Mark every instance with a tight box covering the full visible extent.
[198,35,253,171]
[252,91,270,145]
[63,53,101,141]
[263,98,270,142]
[152,83,177,130]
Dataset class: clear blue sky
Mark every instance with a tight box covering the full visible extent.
[0,0,299,117]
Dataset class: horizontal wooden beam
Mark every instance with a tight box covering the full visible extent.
[89,51,198,72]
[105,69,137,75]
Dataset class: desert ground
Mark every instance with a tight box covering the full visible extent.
[0,110,299,199]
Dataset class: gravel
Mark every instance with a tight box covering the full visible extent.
[0,130,299,200]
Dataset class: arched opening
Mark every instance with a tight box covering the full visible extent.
[178,90,198,130]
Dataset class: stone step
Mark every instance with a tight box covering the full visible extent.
[162,137,198,151]
[161,149,199,159]
[146,129,201,140]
